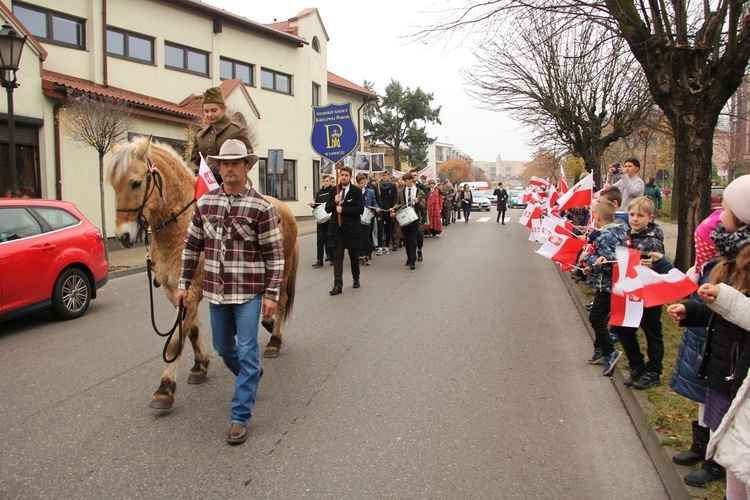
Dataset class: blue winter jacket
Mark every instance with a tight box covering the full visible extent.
[669,261,715,403]
[582,220,629,293]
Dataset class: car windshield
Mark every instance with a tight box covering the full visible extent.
[473,193,487,199]
[711,187,724,196]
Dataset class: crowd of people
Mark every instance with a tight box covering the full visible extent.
[555,158,749,495]
[310,168,510,292]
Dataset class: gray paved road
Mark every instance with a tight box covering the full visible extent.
[0,212,666,498]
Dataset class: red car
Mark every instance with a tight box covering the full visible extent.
[711,186,725,211]
[0,198,108,321]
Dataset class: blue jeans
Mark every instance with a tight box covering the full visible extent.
[209,296,262,426]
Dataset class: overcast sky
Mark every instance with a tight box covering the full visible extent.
[203,0,533,163]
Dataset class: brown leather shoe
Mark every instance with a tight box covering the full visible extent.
[227,423,247,445]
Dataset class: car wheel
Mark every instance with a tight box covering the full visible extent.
[51,268,92,320]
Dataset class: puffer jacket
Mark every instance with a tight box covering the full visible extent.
[669,262,716,403]
[582,220,629,293]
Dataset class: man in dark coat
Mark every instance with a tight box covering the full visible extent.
[494,182,509,224]
[309,173,334,268]
[325,165,364,295]
[375,170,398,254]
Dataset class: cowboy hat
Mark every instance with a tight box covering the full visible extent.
[207,139,259,166]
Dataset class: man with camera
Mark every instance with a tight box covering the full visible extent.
[606,157,644,210]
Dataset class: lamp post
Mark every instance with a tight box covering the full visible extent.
[0,25,26,198]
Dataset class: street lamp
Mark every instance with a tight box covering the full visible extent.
[0,24,26,198]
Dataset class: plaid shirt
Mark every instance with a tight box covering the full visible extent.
[179,185,285,304]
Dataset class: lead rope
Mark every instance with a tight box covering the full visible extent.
[145,245,185,364]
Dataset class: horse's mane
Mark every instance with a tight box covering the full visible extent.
[108,136,193,185]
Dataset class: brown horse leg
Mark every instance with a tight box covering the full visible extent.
[149,310,186,409]
[263,293,286,358]
[187,320,210,384]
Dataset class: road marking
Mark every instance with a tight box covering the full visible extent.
[476,217,491,222]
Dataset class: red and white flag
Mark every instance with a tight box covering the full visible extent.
[529,176,551,189]
[610,292,645,327]
[544,214,575,237]
[529,218,544,242]
[554,173,594,211]
[519,203,543,228]
[545,185,560,212]
[536,232,586,268]
[195,154,220,199]
[559,165,569,194]
[613,246,697,307]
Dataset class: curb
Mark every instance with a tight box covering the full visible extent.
[558,266,705,500]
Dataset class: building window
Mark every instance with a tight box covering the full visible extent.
[312,36,320,53]
[220,58,253,86]
[13,2,85,49]
[312,82,320,106]
[107,28,154,64]
[260,68,292,95]
[258,159,296,201]
[165,42,208,76]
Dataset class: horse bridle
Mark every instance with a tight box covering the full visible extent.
[115,157,196,245]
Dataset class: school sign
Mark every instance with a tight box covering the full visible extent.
[311,102,358,163]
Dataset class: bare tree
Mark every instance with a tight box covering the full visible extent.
[60,92,135,262]
[462,14,653,188]
[419,0,750,269]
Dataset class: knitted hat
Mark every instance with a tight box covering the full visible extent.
[723,174,750,224]
[694,209,722,274]
[202,87,225,105]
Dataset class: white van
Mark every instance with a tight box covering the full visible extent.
[457,181,489,191]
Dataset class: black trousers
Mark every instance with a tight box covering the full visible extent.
[462,202,471,220]
[589,290,615,356]
[316,223,331,261]
[496,209,506,223]
[377,215,393,248]
[402,221,419,265]
[333,233,359,287]
[612,305,664,374]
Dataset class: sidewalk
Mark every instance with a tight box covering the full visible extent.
[107,216,319,279]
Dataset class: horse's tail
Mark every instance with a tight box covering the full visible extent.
[281,241,299,323]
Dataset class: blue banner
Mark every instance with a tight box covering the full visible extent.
[311,102,358,163]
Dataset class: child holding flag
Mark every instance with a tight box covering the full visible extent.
[614,196,673,389]
[667,174,750,488]
[582,199,629,375]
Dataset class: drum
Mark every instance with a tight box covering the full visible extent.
[360,208,375,226]
[396,206,418,227]
[313,204,331,224]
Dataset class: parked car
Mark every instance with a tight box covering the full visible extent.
[0,198,109,321]
[482,190,497,203]
[509,189,527,208]
[711,186,724,210]
[471,192,492,211]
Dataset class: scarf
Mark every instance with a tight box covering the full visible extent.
[711,223,750,259]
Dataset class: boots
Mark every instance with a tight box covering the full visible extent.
[683,458,726,487]
[673,421,709,466]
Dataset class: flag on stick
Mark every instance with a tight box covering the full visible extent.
[536,233,586,268]
[555,174,594,211]
[559,165,569,194]
[195,154,219,199]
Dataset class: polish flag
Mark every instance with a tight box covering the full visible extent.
[614,246,697,307]
[544,214,575,237]
[529,218,544,242]
[559,165,569,194]
[554,173,594,211]
[545,185,560,212]
[195,154,220,199]
[529,176,551,189]
[610,292,645,327]
[536,232,586,268]
[519,203,543,228]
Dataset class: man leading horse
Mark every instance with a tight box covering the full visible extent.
[176,139,285,445]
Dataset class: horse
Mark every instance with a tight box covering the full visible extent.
[108,136,299,409]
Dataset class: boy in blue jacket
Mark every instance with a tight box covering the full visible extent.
[583,199,629,375]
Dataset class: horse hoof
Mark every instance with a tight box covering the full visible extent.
[187,372,206,384]
[261,319,274,334]
[149,396,173,409]
[264,348,280,358]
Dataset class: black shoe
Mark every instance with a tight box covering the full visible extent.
[683,458,726,487]
[632,371,660,390]
[324,256,332,261]
[409,264,416,270]
[353,280,360,288]
[585,302,594,311]
[329,286,342,296]
[502,222,505,225]
[417,251,423,262]
[623,367,645,387]
[312,260,324,268]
